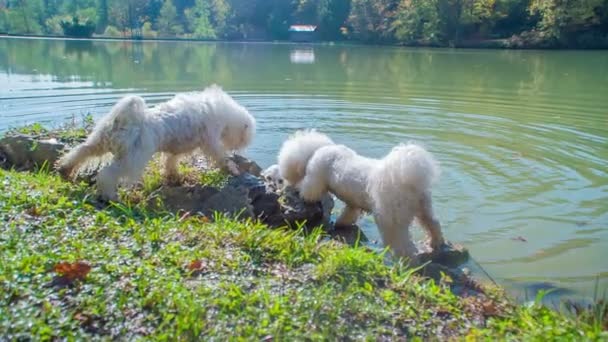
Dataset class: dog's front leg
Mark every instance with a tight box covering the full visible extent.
[206,139,240,176]
[96,161,121,202]
[417,191,445,251]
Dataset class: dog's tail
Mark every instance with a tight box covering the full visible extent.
[56,95,147,179]
[105,95,147,129]
[277,129,335,185]
[380,143,439,193]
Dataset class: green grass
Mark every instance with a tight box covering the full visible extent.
[0,167,606,340]
[8,114,94,145]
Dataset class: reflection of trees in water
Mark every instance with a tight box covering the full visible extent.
[0,38,606,104]
[63,40,95,56]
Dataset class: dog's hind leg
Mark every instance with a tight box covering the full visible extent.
[96,145,154,201]
[163,153,182,184]
[416,191,445,251]
[56,143,105,179]
[335,205,361,227]
[374,212,418,264]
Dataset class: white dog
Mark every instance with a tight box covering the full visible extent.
[57,85,256,201]
[277,130,444,263]
[261,164,284,191]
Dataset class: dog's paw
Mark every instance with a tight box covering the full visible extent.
[97,189,119,203]
[164,173,182,186]
[55,163,73,180]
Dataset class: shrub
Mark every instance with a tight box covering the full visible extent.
[103,25,122,37]
[60,16,95,38]
[142,21,158,38]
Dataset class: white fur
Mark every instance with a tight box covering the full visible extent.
[277,129,444,263]
[261,164,284,191]
[57,84,256,201]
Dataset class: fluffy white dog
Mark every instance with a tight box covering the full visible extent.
[57,85,256,201]
[277,130,445,263]
[261,164,284,191]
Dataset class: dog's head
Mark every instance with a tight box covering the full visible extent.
[216,89,256,152]
[261,164,284,191]
[239,112,256,149]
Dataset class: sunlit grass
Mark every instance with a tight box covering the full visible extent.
[0,167,605,340]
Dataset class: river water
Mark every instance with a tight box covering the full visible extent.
[1,37,606,300]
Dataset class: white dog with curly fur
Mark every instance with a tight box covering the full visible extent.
[57,85,255,201]
[277,130,444,263]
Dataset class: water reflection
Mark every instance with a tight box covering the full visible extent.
[1,37,607,299]
[290,48,315,64]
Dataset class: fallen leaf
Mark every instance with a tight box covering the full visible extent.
[481,300,500,317]
[74,312,92,325]
[187,259,207,275]
[50,261,92,287]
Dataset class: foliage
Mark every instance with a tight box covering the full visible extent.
[103,24,122,37]
[60,16,96,37]
[157,0,181,36]
[184,0,217,39]
[347,0,397,42]
[96,0,109,33]
[392,0,442,45]
[0,0,606,46]
[142,21,157,38]
[45,15,71,35]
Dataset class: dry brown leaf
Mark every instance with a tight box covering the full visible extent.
[54,261,92,281]
[187,259,207,275]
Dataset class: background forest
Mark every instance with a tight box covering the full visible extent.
[1,0,607,47]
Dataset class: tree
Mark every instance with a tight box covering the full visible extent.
[209,0,230,37]
[185,0,216,38]
[317,0,351,39]
[347,0,398,42]
[392,0,442,44]
[7,0,45,34]
[157,0,180,35]
[97,0,108,33]
[60,15,96,37]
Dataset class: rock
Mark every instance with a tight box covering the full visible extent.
[252,192,281,222]
[200,185,254,219]
[160,185,220,214]
[228,154,262,177]
[0,134,65,170]
[276,186,334,230]
[227,172,267,201]
[418,242,470,267]
[229,175,334,230]
[328,224,369,245]
[160,180,254,219]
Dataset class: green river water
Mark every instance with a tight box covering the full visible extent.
[1,37,606,301]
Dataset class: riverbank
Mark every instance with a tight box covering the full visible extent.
[2,32,608,50]
[0,122,606,339]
